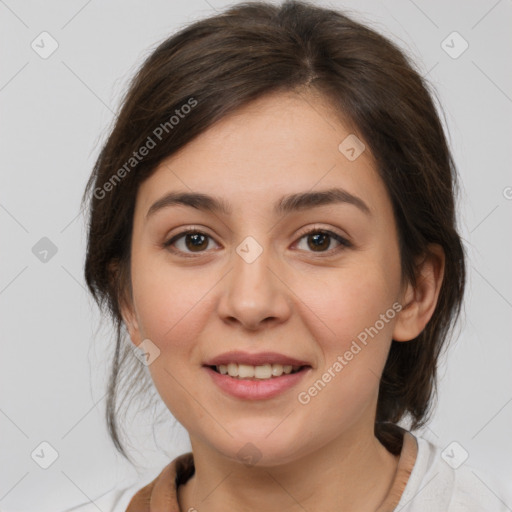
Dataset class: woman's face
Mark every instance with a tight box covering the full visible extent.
[124,90,407,466]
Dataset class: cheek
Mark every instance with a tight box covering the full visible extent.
[129,256,218,423]
[130,252,214,351]
[295,262,399,355]
[293,290,393,438]
[290,262,399,417]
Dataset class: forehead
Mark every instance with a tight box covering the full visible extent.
[135,90,389,218]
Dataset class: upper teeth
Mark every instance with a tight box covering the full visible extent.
[216,363,300,379]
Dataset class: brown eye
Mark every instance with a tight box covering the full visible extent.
[164,230,218,256]
[295,229,351,254]
[186,233,208,251]
[307,232,330,251]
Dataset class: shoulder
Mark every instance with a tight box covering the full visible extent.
[396,433,512,511]
[61,482,143,512]
[60,453,193,512]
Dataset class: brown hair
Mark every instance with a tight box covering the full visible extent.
[83,0,466,457]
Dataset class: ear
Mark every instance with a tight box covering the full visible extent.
[108,259,142,346]
[120,299,143,347]
[393,244,445,342]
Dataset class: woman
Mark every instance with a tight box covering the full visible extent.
[69,1,511,510]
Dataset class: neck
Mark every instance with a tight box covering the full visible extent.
[178,424,400,512]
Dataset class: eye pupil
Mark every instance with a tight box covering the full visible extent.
[308,232,329,251]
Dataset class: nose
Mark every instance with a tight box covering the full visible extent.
[216,241,292,331]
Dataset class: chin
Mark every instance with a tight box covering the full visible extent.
[206,430,311,468]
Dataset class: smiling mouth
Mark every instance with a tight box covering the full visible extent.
[208,363,309,380]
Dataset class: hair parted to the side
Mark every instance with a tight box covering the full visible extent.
[83,0,466,458]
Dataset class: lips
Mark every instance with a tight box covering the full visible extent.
[204,365,311,400]
[202,351,312,399]
[203,350,311,368]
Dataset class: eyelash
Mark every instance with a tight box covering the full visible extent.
[163,226,352,258]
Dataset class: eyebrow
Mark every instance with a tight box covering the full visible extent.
[146,187,371,220]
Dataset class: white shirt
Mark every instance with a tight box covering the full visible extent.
[396,436,511,511]
[62,433,512,511]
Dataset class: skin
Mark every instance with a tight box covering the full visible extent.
[121,89,445,512]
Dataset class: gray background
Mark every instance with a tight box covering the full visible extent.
[1,0,511,510]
